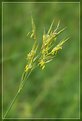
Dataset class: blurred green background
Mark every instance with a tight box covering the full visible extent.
[3,2,80,118]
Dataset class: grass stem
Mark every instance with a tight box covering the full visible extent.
[3,69,32,118]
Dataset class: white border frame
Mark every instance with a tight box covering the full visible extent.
[2,1,80,120]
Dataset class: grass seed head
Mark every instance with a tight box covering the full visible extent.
[25,18,69,70]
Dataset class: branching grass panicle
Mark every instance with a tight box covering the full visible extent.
[4,17,69,118]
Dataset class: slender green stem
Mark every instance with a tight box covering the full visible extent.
[3,70,32,118]
[3,90,20,118]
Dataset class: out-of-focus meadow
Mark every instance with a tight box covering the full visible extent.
[3,2,80,118]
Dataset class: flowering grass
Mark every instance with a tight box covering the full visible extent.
[3,17,69,118]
